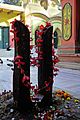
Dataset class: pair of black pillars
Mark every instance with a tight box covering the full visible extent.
[12,20,53,111]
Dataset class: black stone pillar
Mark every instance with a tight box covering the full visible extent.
[13,20,33,112]
[38,26,53,107]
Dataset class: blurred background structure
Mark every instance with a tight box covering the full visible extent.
[0,0,80,62]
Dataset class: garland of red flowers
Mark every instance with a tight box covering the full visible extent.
[30,22,59,96]
[10,20,59,99]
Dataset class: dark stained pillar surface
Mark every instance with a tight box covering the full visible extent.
[13,20,33,112]
[38,26,53,107]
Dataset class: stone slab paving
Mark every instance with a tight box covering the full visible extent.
[0,49,14,57]
[0,58,13,93]
[0,58,80,100]
[54,68,80,99]
[56,62,80,70]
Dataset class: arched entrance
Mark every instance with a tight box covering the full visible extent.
[54,28,61,49]
[54,31,58,49]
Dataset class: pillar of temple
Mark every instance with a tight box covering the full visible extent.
[59,0,80,62]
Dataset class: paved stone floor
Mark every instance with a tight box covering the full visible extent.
[30,66,80,99]
[0,57,80,100]
[54,68,80,99]
[0,58,13,93]
[56,62,80,70]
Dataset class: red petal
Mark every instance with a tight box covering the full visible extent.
[31,86,35,90]
[15,55,23,60]
[21,69,24,74]
[22,75,30,83]
[15,37,19,42]
[39,25,44,30]
[10,30,14,33]
[53,68,59,72]
[30,45,33,49]
[37,44,42,47]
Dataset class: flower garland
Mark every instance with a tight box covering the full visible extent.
[30,22,59,97]
[10,20,59,100]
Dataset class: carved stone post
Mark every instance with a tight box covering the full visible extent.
[38,26,53,107]
[12,20,33,112]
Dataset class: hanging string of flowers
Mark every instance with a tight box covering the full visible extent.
[10,19,59,100]
[30,22,59,97]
